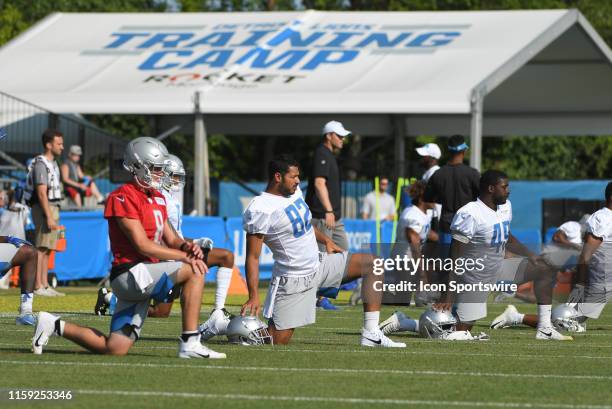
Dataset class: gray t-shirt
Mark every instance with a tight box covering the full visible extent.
[32,161,49,185]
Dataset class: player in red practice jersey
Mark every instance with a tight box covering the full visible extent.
[32,137,226,359]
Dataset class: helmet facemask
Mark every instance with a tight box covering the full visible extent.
[130,157,165,190]
[424,316,456,339]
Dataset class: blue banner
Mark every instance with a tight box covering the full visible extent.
[51,213,551,281]
[54,212,111,281]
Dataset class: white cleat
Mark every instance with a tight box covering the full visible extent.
[379,312,402,334]
[32,312,59,355]
[46,287,65,297]
[178,335,227,359]
[361,328,406,348]
[34,288,55,297]
[536,326,573,341]
[199,308,232,341]
[490,305,522,329]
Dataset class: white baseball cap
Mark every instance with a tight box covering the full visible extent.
[322,120,351,137]
[69,145,83,155]
[416,143,441,160]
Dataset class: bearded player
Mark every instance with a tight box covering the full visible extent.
[434,170,571,340]
[240,156,405,347]
[33,137,226,358]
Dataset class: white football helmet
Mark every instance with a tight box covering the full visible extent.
[226,316,273,346]
[552,304,586,333]
[419,308,457,339]
[163,154,186,192]
[123,137,168,190]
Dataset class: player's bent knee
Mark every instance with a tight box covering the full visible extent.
[107,330,135,356]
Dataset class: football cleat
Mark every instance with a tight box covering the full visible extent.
[379,311,402,334]
[490,305,523,329]
[45,287,65,297]
[360,328,406,348]
[536,326,573,341]
[94,288,109,316]
[199,308,233,341]
[16,313,36,326]
[34,287,55,297]
[178,335,226,359]
[32,312,59,354]
[316,297,339,310]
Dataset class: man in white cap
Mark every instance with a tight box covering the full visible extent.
[306,121,351,311]
[416,143,441,183]
[306,121,351,251]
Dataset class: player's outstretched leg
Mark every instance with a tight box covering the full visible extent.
[199,248,235,340]
[33,263,227,357]
[379,311,419,335]
[490,261,572,341]
[342,254,406,348]
[11,242,38,326]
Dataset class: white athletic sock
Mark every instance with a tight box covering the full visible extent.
[215,267,233,310]
[20,293,33,315]
[364,311,380,331]
[514,312,525,326]
[537,304,552,328]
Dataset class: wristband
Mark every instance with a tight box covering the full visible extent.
[325,210,334,213]
[179,242,189,252]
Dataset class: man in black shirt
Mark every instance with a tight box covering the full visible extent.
[306,121,352,310]
[424,134,480,245]
[306,121,350,251]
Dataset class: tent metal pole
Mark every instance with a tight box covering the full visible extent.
[193,91,208,215]
[469,91,484,171]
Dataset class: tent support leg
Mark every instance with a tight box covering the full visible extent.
[194,91,210,215]
[470,91,484,171]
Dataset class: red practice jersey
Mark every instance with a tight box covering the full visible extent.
[104,182,167,265]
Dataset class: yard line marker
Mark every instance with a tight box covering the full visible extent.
[2,342,612,361]
[1,360,611,381]
[65,389,612,408]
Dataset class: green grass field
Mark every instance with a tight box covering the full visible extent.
[1,287,611,409]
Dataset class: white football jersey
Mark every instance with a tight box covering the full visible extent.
[396,205,432,245]
[451,198,513,282]
[585,207,612,286]
[558,221,583,245]
[162,190,183,238]
[243,187,319,278]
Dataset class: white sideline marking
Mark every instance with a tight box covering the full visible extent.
[68,389,612,408]
[2,360,611,381]
[1,342,612,361]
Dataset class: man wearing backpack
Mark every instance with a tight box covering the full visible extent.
[25,129,65,297]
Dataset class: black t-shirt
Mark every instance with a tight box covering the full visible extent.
[306,144,341,220]
[423,163,480,232]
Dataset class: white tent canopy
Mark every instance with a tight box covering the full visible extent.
[1,10,611,213]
